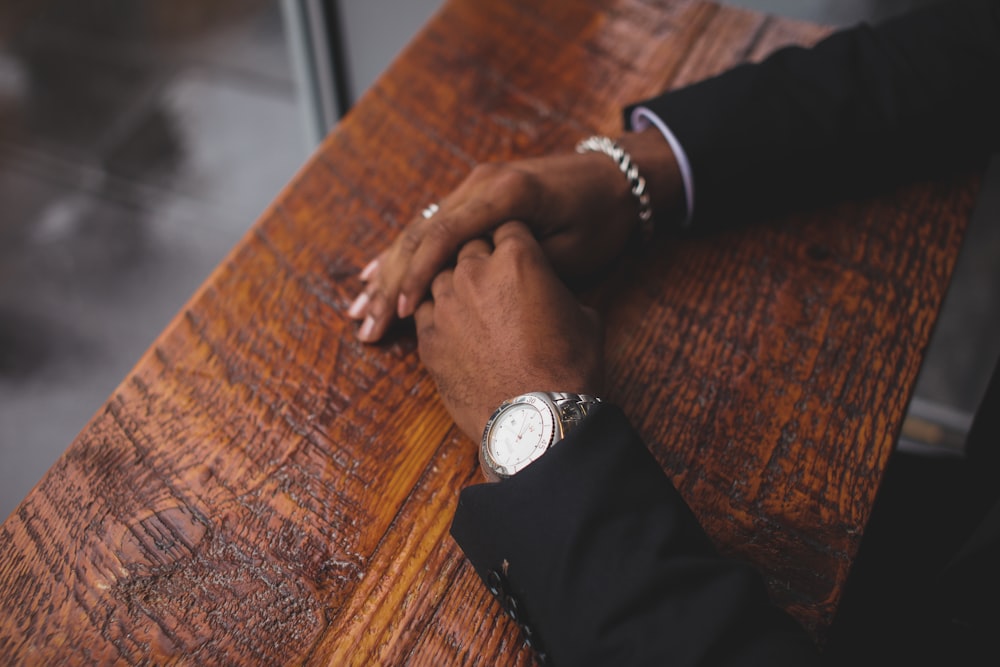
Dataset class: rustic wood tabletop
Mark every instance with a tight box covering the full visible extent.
[0,0,981,664]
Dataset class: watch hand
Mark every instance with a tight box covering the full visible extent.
[516,416,530,440]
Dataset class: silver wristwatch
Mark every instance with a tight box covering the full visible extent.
[480,392,602,482]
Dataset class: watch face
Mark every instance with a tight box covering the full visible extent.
[485,395,556,478]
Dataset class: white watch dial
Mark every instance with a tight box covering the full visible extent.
[492,404,545,466]
[486,395,557,477]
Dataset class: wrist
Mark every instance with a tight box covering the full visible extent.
[616,127,685,229]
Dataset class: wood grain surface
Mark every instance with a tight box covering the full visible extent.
[0,0,982,664]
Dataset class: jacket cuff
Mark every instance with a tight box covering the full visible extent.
[450,402,817,664]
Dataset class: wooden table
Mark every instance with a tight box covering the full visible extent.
[0,0,981,663]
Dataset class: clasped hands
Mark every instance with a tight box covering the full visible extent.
[347,129,681,441]
[412,221,605,440]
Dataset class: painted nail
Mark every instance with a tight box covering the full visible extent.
[348,292,369,319]
[360,258,379,281]
[358,315,376,341]
[397,293,410,318]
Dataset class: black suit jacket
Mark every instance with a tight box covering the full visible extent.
[451,1,1000,664]
[636,0,1000,229]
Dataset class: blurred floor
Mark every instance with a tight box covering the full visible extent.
[1,0,998,520]
[0,0,303,518]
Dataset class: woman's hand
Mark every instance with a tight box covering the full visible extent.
[348,128,683,342]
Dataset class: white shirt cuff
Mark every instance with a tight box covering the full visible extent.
[630,106,695,227]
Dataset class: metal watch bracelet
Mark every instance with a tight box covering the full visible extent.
[545,391,602,436]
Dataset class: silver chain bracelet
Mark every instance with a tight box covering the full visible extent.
[575,135,654,240]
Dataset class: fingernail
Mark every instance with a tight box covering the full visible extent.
[348,292,369,319]
[358,315,375,341]
[397,294,410,318]
[360,258,379,281]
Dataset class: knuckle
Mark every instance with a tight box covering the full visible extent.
[468,162,504,183]
[451,262,469,284]
[423,215,456,244]
[500,234,535,261]
[398,221,424,255]
[496,165,536,199]
[430,269,457,300]
[470,163,539,203]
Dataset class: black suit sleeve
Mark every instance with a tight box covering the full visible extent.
[451,404,820,666]
[627,0,1000,228]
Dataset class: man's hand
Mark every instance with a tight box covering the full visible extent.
[349,128,682,342]
[414,221,605,442]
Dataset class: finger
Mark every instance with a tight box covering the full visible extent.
[359,257,380,282]
[358,291,393,343]
[349,276,384,320]
[395,207,466,319]
[348,278,395,343]
[354,208,436,339]
[348,288,368,320]
[413,299,435,337]
[414,303,438,373]
[430,269,454,300]
[348,252,386,320]
[456,238,492,263]
[397,168,537,318]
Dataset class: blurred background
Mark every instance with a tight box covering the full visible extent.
[1,0,997,519]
